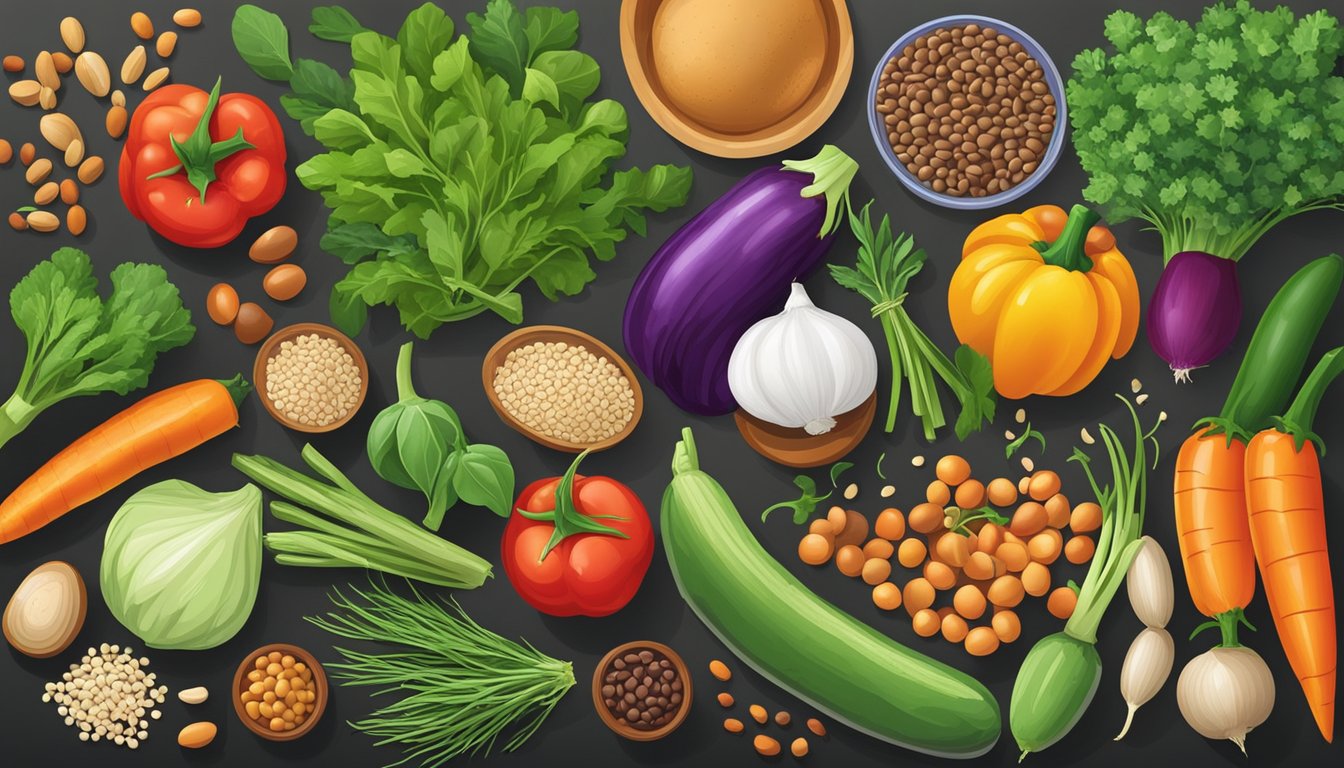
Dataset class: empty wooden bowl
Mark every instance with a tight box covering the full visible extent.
[735,391,876,468]
[592,640,692,741]
[619,0,854,158]
[232,643,328,742]
[253,323,368,433]
[482,325,643,453]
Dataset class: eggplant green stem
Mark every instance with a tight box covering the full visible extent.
[517,451,627,561]
[782,144,859,239]
[145,77,254,203]
[1033,204,1100,272]
[1273,346,1344,455]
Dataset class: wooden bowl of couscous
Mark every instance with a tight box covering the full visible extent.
[253,323,368,433]
[483,326,643,453]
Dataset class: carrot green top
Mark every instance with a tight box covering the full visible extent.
[1274,347,1344,455]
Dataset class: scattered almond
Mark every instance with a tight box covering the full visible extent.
[35,51,60,91]
[26,210,60,232]
[39,113,82,151]
[249,225,298,263]
[59,179,79,204]
[121,45,147,84]
[106,105,128,139]
[753,735,781,757]
[173,8,202,27]
[77,156,104,184]
[806,717,827,737]
[25,158,53,185]
[131,12,155,40]
[708,659,731,682]
[111,89,126,108]
[716,692,734,708]
[64,140,84,168]
[66,205,87,236]
[9,80,41,107]
[142,66,170,91]
[723,718,744,734]
[2,55,23,73]
[177,686,209,705]
[8,212,27,231]
[0,140,11,164]
[51,52,73,74]
[34,181,60,205]
[749,704,767,724]
[19,142,35,165]
[157,31,178,58]
[60,17,86,52]
[176,721,216,749]
[38,86,57,110]
[75,52,111,97]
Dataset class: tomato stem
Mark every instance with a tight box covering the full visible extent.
[144,77,255,203]
[1034,204,1099,273]
[517,450,628,561]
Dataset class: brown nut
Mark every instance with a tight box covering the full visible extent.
[34,181,60,205]
[64,140,84,168]
[26,158,54,186]
[75,52,111,97]
[9,80,41,107]
[157,31,179,58]
[2,55,23,73]
[207,283,241,325]
[26,210,60,232]
[60,179,79,204]
[51,52,74,74]
[177,721,217,749]
[234,303,274,344]
[263,264,307,301]
[250,225,298,263]
[60,17,86,53]
[77,156,105,184]
[131,12,155,40]
[19,142,36,165]
[66,205,87,236]
[0,139,11,164]
[9,212,28,231]
[106,105,128,139]
[34,51,60,91]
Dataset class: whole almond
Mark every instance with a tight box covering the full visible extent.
[157,31,178,58]
[2,55,23,73]
[39,87,57,110]
[131,12,155,40]
[77,156,104,184]
[173,8,202,27]
[40,113,82,151]
[35,51,60,91]
[8,80,41,107]
[177,687,209,705]
[64,140,84,168]
[177,722,217,749]
[19,142,35,165]
[0,140,11,164]
[121,45,147,85]
[66,205,87,236]
[249,225,299,263]
[51,52,74,74]
[27,210,60,232]
[26,158,53,186]
[34,182,60,205]
[8,212,27,231]
[142,66,170,91]
[60,179,79,204]
[75,52,111,97]
[60,17,86,53]
[111,89,126,107]
[106,106,128,139]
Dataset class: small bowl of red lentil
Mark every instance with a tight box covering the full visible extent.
[868,15,1067,209]
[593,640,692,741]
[232,643,327,742]
[482,325,643,453]
[253,323,369,433]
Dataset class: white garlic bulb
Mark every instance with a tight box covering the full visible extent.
[728,283,877,435]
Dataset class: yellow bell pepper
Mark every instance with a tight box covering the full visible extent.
[948,204,1140,399]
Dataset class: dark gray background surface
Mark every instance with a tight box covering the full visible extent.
[2,0,1342,766]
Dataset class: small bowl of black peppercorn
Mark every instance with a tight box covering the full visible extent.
[593,640,692,741]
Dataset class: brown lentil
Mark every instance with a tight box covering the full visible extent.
[0,139,11,164]
[2,55,23,73]
[599,647,684,732]
[41,642,167,749]
[791,737,810,757]
[263,333,363,427]
[239,650,317,733]
[876,23,1056,198]
[807,717,827,737]
[492,341,635,445]
[717,692,734,708]
[753,735,781,757]
[774,710,791,727]
[708,659,731,681]
[748,703,767,724]
[724,718,744,733]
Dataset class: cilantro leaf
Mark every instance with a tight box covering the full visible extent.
[232,5,293,81]
[828,461,854,488]
[762,475,832,525]
[1006,422,1047,459]
[953,344,997,441]
[310,6,365,42]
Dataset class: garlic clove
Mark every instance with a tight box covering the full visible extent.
[1116,627,1174,740]
[1126,536,1174,629]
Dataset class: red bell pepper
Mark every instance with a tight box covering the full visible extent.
[119,78,286,248]
[502,452,654,617]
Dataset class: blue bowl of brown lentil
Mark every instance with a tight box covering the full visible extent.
[867,15,1067,210]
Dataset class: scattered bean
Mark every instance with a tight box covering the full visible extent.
[749,704,767,724]
[233,302,273,345]
[791,737,809,757]
[753,735,781,757]
[131,12,155,40]
[207,283,241,325]
[716,692,733,708]
[264,264,307,301]
[65,205,86,236]
[724,718,744,733]
[249,225,298,263]
[177,721,217,748]
[709,660,731,682]
[173,8,203,28]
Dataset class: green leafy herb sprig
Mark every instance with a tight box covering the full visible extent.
[1006,422,1047,459]
[762,475,832,525]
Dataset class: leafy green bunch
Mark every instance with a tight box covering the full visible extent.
[1068,0,1344,262]
[233,1,692,338]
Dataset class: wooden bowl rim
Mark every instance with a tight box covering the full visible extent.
[231,643,328,742]
[591,640,693,741]
[252,323,369,434]
[618,0,855,158]
[481,325,643,453]
[735,391,877,468]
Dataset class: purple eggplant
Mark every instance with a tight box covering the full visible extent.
[1146,250,1242,382]
[623,145,859,415]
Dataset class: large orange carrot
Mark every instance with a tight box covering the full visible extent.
[0,376,250,544]
[1246,347,1342,742]
[1174,431,1256,619]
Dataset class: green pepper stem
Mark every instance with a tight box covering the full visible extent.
[1273,346,1344,455]
[516,450,628,562]
[781,144,859,239]
[144,77,254,203]
[394,341,418,402]
[1035,204,1100,272]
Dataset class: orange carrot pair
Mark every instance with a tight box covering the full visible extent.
[0,376,250,544]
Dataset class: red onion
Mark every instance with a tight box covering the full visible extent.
[1146,251,1242,383]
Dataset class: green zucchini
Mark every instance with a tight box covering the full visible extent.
[661,428,1001,759]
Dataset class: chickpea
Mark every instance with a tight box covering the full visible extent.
[267,662,283,676]
[874,508,906,540]
[749,704,768,724]
[826,506,847,534]
[1017,476,1032,495]
[1028,470,1061,501]
[269,716,286,732]
[255,656,269,670]
[245,700,261,719]
[935,532,970,567]
[835,510,870,548]
[808,518,835,537]
[1070,502,1102,533]
[282,655,295,669]
[798,533,834,565]
[965,626,1001,656]
[1027,528,1062,564]
[936,455,972,486]
[977,523,1003,555]
[903,578,936,615]
[1044,493,1071,528]
[912,608,941,637]
[862,558,892,585]
[986,477,1018,507]
[925,479,951,505]
[897,537,927,568]
[269,651,283,663]
[275,679,291,699]
[1009,501,1048,537]
[953,584,987,619]
[1048,586,1078,619]
[872,582,902,611]
[941,612,969,643]
[954,479,985,509]
[1065,534,1096,564]
[908,502,946,534]
[996,541,1030,572]
[248,681,265,696]
[992,608,1022,643]
[1021,561,1051,597]
[863,538,895,560]
[924,560,957,590]
[835,545,865,577]
[963,550,996,581]
[259,702,274,719]
[988,575,1025,607]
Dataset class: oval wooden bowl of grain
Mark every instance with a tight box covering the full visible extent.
[253,323,369,434]
[482,326,643,453]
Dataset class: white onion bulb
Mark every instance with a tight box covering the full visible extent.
[1177,645,1275,755]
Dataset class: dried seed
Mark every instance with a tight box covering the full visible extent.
[2,55,23,73]
[723,718,744,734]
[111,89,126,107]
[35,181,60,205]
[156,31,178,58]
[753,735,781,756]
[142,66,169,91]
[806,717,827,737]
[1136,393,1149,406]
[173,8,202,27]
[177,687,209,705]
[66,205,87,235]
[120,46,147,84]
[9,80,41,107]
[1080,427,1095,445]
[106,106,128,139]
[51,52,73,74]
[131,12,154,40]
[74,52,111,97]
[60,179,79,204]
[38,86,57,110]
[1005,430,1016,440]
[40,113,82,151]
[64,140,84,167]
[60,17,86,52]
[27,210,60,232]
[77,156,104,184]
[9,212,27,231]
[19,142,35,165]
[1015,407,1027,423]
[1020,456,1035,473]
[843,482,859,500]
[791,737,810,757]
[0,139,11,164]
[880,484,895,498]
[35,51,60,91]
[911,455,926,467]
[708,659,731,681]
[26,158,54,185]
[774,710,791,727]
[1130,378,1142,394]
